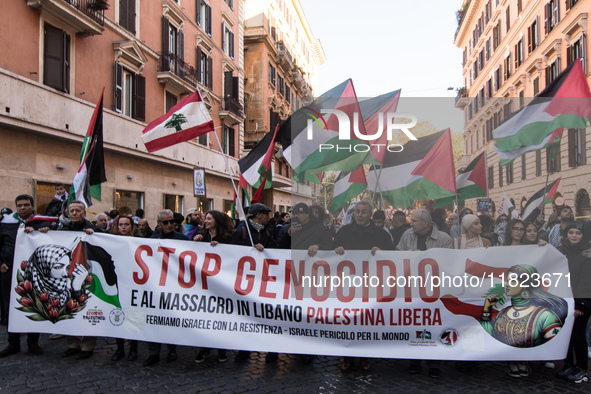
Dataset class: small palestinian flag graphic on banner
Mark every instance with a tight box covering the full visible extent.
[71,241,121,309]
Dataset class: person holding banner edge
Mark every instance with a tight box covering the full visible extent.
[232,203,278,363]
[333,200,394,372]
[144,209,189,366]
[58,200,99,360]
[110,215,139,362]
[193,210,234,364]
[397,208,451,378]
[0,194,51,358]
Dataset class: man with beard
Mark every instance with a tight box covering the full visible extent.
[0,194,51,357]
[185,208,201,240]
[136,218,153,238]
[333,201,393,372]
[545,205,575,247]
[279,203,331,254]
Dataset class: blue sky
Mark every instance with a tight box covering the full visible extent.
[299,0,465,98]
[299,0,466,132]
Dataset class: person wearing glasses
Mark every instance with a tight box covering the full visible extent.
[144,210,189,367]
[502,219,526,247]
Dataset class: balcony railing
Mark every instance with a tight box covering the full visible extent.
[63,0,106,26]
[222,97,243,117]
[159,53,199,87]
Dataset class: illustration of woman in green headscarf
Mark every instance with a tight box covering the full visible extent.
[480,264,568,348]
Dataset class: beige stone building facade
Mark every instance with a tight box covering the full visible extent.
[454,0,591,217]
[0,0,246,220]
[244,0,326,212]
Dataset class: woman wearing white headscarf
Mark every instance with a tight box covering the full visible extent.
[453,214,491,249]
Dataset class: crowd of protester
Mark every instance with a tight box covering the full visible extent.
[0,183,590,383]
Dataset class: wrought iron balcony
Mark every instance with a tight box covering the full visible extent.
[275,41,293,73]
[26,0,106,35]
[157,53,199,94]
[222,97,243,117]
[64,0,106,25]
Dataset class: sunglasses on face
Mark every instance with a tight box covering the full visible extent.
[159,220,174,225]
[512,227,525,232]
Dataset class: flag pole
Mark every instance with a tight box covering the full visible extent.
[211,128,254,247]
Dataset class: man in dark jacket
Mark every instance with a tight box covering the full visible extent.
[232,203,275,250]
[279,203,332,255]
[137,218,154,238]
[334,201,394,256]
[233,203,277,363]
[333,200,393,372]
[391,210,411,249]
[0,194,51,357]
[144,209,189,366]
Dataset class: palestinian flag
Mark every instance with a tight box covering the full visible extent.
[332,166,367,213]
[69,88,107,208]
[232,175,251,220]
[239,127,277,189]
[494,59,591,165]
[358,90,401,164]
[141,90,214,152]
[71,241,121,309]
[521,178,561,222]
[434,152,487,208]
[367,130,456,208]
[276,79,377,183]
[252,125,280,203]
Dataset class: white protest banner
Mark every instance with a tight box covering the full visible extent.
[11,230,573,361]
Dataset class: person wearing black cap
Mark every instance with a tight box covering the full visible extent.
[232,203,275,250]
[143,209,188,366]
[233,203,277,363]
[279,203,331,255]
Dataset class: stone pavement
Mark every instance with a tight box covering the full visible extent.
[0,327,590,393]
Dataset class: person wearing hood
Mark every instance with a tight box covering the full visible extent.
[556,221,591,383]
[453,214,492,249]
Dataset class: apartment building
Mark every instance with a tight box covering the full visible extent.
[0,0,244,219]
[454,0,590,216]
[244,0,326,212]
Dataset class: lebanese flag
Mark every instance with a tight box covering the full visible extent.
[69,88,107,208]
[521,178,561,222]
[142,91,214,152]
[494,59,591,164]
